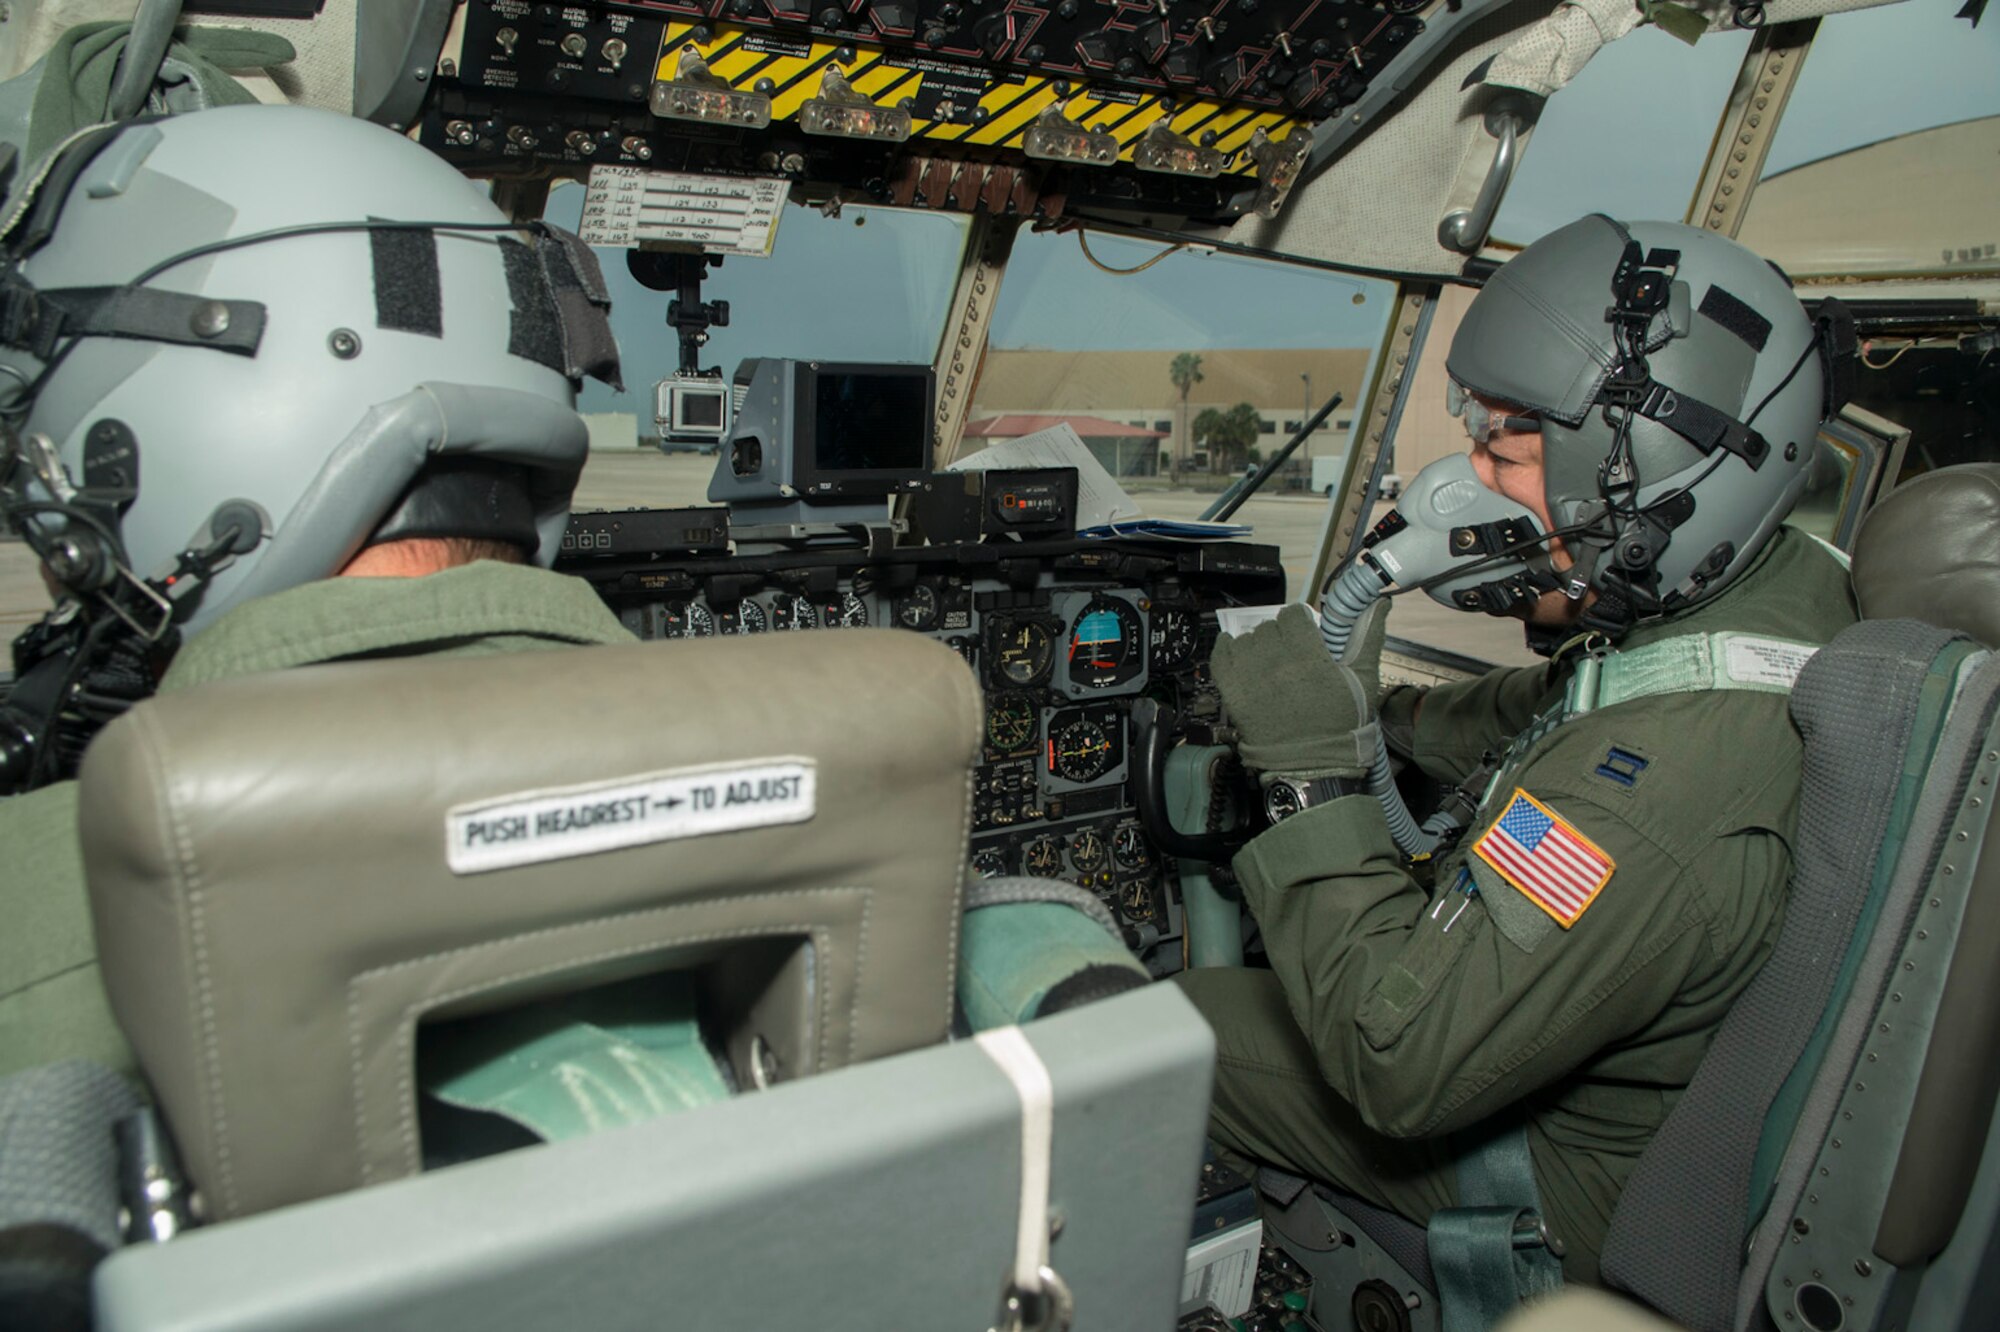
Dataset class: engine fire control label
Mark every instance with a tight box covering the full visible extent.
[447,758,816,874]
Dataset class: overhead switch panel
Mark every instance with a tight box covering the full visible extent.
[417,0,1484,225]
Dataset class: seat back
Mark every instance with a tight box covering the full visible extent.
[1603,464,2000,1331]
[76,630,981,1221]
[1599,620,1986,1329]
[1746,661,2000,1332]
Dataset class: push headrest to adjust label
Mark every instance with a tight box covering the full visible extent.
[446,758,817,875]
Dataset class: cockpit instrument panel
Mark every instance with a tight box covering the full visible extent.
[418,0,1481,223]
[559,522,1280,971]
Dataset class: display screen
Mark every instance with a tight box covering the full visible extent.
[812,370,930,474]
[676,387,726,429]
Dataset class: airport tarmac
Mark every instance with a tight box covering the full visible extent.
[1,450,1538,668]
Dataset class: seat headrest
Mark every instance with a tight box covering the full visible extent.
[1852,464,2000,648]
[79,631,981,1221]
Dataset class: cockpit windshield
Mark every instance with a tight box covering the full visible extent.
[1739,2,2000,278]
[545,179,1400,598]
[547,184,973,392]
[1491,25,1755,249]
[971,228,1396,592]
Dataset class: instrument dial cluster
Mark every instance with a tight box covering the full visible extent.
[573,535,1285,977]
[968,814,1165,929]
[639,589,883,641]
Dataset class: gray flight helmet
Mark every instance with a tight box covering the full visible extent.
[1446,216,1832,627]
[0,104,618,637]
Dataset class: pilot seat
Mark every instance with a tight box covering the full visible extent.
[1,628,1214,1330]
[1253,463,2000,1332]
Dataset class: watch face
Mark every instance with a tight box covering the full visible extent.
[1264,781,1304,824]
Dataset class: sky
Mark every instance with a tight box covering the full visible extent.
[1492,0,1999,245]
[986,232,1391,351]
[564,0,1996,414]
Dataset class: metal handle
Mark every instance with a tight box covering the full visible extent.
[106,0,186,122]
[1437,97,1536,255]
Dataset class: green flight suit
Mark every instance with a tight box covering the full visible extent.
[1177,527,1857,1284]
[0,561,636,1083]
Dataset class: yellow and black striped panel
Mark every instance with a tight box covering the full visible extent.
[654,22,1300,177]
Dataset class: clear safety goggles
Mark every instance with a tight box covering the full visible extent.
[1446,381,1541,445]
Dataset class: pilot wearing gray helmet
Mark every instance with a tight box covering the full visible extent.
[1181,215,1860,1284]
[0,104,632,1082]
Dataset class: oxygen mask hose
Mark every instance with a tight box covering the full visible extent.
[1316,563,1453,856]
[1320,454,1550,856]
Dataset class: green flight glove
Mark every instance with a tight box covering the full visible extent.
[1208,601,1388,780]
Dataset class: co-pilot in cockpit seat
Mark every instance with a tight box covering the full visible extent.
[1593,463,2000,1332]
[1263,465,2000,1332]
[55,627,1214,1331]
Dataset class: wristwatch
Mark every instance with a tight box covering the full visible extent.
[1263,774,1370,824]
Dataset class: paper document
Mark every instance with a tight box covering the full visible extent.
[946,424,1140,530]
[1214,603,1320,639]
[578,167,786,255]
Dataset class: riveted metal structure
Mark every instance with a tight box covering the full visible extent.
[1312,285,1438,596]
[1687,19,1820,240]
[933,212,1020,465]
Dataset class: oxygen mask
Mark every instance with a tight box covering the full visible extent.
[1352,453,1555,613]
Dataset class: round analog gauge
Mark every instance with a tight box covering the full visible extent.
[824,591,869,628]
[1148,606,1198,672]
[718,600,768,635]
[985,693,1038,753]
[1069,829,1106,875]
[1049,717,1116,784]
[661,601,714,638]
[991,618,1055,688]
[1112,824,1150,871]
[1065,597,1144,691]
[895,584,940,632]
[971,845,1009,879]
[772,594,818,631]
[1022,836,1064,877]
[1120,879,1154,920]
[945,635,979,669]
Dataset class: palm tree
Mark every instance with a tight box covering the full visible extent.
[1193,402,1260,473]
[1168,352,1204,482]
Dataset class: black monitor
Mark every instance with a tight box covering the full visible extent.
[709,358,936,513]
[791,361,935,496]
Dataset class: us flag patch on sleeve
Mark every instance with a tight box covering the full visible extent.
[1472,790,1615,929]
